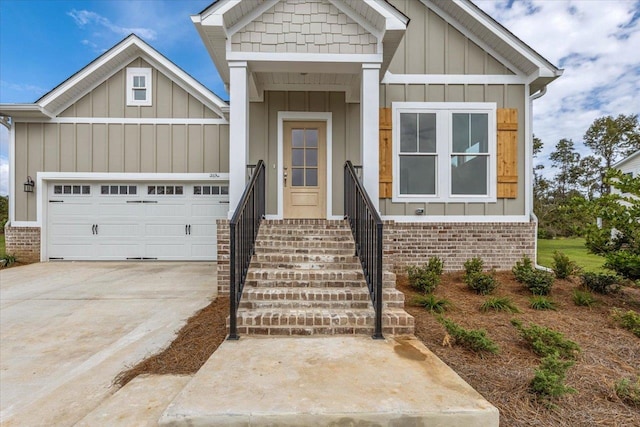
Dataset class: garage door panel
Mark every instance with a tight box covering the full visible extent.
[48,181,228,261]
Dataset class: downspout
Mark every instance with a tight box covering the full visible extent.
[528,87,552,271]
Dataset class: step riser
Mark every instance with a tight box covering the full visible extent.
[256,235,354,241]
[241,289,405,304]
[253,255,358,263]
[233,326,416,336]
[240,301,373,310]
[247,271,364,281]
[249,262,362,270]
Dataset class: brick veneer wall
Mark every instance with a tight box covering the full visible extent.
[4,226,41,264]
[383,221,536,273]
[217,220,230,294]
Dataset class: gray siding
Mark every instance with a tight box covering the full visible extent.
[230,0,377,54]
[249,91,359,216]
[380,83,526,217]
[59,58,218,119]
[387,0,514,75]
[14,122,229,221]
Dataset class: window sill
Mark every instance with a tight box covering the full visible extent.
[391,195,497,204]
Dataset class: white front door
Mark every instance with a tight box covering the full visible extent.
[47,182,228,261]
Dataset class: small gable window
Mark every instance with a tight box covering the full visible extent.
[126,67,152,106]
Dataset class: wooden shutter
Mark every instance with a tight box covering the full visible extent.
[379,108,393,198]
[497,108,518,198]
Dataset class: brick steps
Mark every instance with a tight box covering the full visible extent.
[232,219,414,337]
[230,308,414,336]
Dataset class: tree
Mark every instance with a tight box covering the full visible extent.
[577,155,602,200]
[583,114,640,194]
[549,138,581,199]
[585,170,640,279]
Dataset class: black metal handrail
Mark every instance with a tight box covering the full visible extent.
[228,160,265,340]
[344,161,383,339]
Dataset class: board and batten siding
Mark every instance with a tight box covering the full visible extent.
[13,122,229,221]
[249,91,359,216]
[379,83,526,217]
[387,0,514,76]
[59,58,218,119]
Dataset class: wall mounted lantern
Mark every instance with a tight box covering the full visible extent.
[24,176,34,193]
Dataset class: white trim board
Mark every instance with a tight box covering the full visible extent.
[382,215,530,223]
[13,118,229,125]
[382,72,527,85]
[277,112,333,220]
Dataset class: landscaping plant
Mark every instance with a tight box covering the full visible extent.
[529,296,557,311]
[480,296,521,313]
[611,308,640,338]
[552,251,580,279]
[0,254,16,269]
[438,316,499,354]
[513,256,555,295]
[530,353,576,399]
[572,289,598,307]
[407,257,444,294]
[614,377,640,407]
[512,255,535,283]
[411,294,451,314]
[580,272,620,294]
[511,319,580,360]
[464,257,484,276]
[463,257,498,295]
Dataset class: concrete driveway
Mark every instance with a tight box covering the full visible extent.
[0,262,216,427]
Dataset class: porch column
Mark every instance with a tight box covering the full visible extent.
[228,61,249,217]
[361,63,380,210]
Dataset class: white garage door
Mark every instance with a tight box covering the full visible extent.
[47,182,229,261]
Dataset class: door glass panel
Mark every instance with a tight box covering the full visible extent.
[54,185,62,194]
[292,129,304,147]
[120,185,128,194]
[175,186,183,195]
[82,185,91,194]
[110,185,118,194]
[306,169,318,186]
[203,186,210,195]
[72,185,81,194]
[305,129,318,147]
[221,186,229,195]
[148,186,156,195]
[166,186,174,195]
[306,148,317,166]
[64,185,72,194]
[157,186,165,195]
[129,185,137,195]
[292,149,304,166]
[292,168,304,186]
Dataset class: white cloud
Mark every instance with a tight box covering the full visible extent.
[0,80,46,97]
[67,9,157,41]
[475,0,640,169]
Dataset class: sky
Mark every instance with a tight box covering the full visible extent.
[1,0,640,197]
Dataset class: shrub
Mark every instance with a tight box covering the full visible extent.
[411,294,451,314]
[552,251,579,279]
[0,254,16,269]
[611,308,640,338]
[524,269,555,296]
[466,272,498,295]
[572,289,598,307]
[407,257,444,294]
[604,251,640,280]
[480,296,521,313]
[580,272,621,294]
[615,377,640,407]
[464,257,484,276]
[512,256,535,283]
[438,317,499,354]
[511,319,580,360]
[529,296,557,311]
[530,353,576,398]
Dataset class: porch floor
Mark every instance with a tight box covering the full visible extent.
[159,336,499,426]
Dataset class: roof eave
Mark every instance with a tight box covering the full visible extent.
[0,104,53,120]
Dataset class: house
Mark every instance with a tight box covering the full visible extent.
[613,150,640,179]
[1,0,561,273]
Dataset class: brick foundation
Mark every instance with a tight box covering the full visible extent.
[4,225,41,264]
[383,221,536,273]
[217,220,230,294]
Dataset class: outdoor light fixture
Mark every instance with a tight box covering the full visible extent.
[23,176,34,193]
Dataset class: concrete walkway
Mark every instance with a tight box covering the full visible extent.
[159,336,499,426]
[0,262,216,427]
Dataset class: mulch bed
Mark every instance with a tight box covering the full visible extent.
[114,296,229,388]
[399,272,640,427]
[114,274,640,426]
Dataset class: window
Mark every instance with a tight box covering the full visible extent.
[393,103,496,202]
[194,185,228,196]
[53,184,90,195]
[126,68,152,106]
[147,185,183,195]
[100,185,137,195]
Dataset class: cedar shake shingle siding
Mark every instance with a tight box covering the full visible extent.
[230,0,377,54]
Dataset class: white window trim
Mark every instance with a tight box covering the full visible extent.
[126,67,152,106]
[392,102,497,204]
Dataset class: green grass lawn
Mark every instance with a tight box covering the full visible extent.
[537,238,607,273]
[0,233,5,255]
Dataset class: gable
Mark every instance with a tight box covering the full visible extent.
[387,0,513,75]
[58,58,221,119]
[230,0,378,54]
